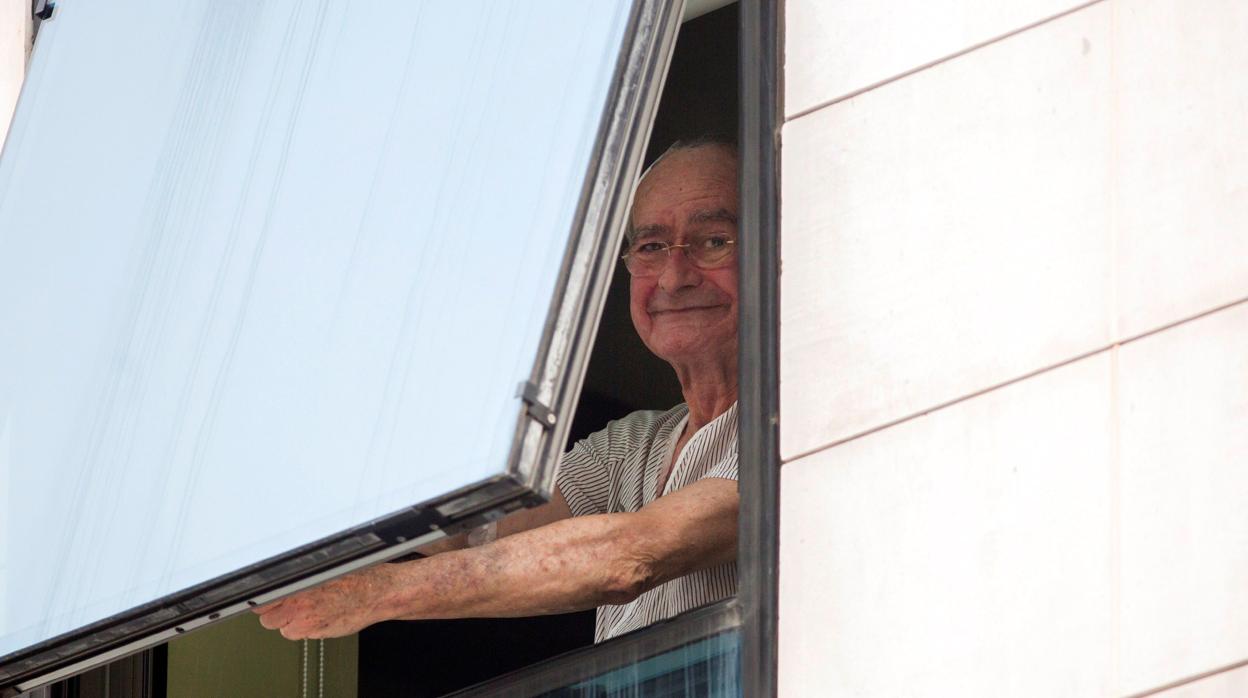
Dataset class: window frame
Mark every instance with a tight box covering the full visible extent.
[736,0,782,693]
[461,0,782,694]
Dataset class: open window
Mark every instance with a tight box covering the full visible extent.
[357,5,745,694]
[449,1,781,694]
[360,3,780,695]
[0,0,679,692]
[0,0,780,695]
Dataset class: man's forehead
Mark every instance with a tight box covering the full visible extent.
[634,185,737,213]
[633,164,737,215]
[630,207,738,241]
[689,206,737,223]
[630,144,738,233]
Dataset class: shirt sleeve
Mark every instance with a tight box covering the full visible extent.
[556,436,612,517]
[555,408,671,516]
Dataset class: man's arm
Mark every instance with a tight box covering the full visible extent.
[254,478,737,640]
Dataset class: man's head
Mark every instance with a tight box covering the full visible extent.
[626,139,739,372]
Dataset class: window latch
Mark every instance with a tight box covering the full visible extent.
[515,381,557,429]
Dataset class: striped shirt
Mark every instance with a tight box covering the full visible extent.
[556,402,738,642]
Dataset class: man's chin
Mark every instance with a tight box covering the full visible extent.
[649,328,734,362]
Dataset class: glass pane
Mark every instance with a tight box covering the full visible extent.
[536,632,740,698]
[0,0,632,664]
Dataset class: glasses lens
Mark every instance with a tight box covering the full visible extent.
[625,241,666,275]
[689,234,735,267]
[624,236,735,275]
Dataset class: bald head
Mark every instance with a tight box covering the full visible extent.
[629,140,738,244]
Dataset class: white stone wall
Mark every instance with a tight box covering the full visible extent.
[778,1,1248,695]
[0,0,30,147]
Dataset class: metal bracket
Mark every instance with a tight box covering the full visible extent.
[33,0,54,21]
[515,381,557,428]
[373,505,450,545]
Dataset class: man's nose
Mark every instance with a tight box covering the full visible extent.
[657,247,701,292]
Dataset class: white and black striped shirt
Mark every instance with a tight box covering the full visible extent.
[556,402,738,642]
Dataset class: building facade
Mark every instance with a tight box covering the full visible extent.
[779,1,1248,695]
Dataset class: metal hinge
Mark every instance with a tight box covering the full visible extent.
[33,0,55,21]
[515,380,557,429]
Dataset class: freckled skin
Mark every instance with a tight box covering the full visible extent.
[255,146,741,640]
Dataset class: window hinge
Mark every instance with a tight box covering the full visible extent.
[33,0,55,21]
[515,380,557,429]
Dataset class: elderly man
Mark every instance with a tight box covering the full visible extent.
[256,138,741,643]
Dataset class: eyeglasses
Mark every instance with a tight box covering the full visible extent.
[621,233,737,276]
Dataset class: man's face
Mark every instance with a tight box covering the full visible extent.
[628,145,739,368]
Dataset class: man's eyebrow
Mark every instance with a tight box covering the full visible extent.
[688,208,738,225]
[631,223,669,239]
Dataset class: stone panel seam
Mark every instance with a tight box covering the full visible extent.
[780,293,1248,465]
[1125,657,1248,698]
[784,0,1106,123]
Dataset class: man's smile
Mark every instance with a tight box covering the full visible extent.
[649,303,728,316]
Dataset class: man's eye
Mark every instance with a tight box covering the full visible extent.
[636,242,666,255]
[700,235,730,249]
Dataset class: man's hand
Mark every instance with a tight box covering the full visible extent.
[252,489,575,642]
[253,565,396,640]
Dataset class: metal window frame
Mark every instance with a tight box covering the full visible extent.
[456,0,782,694]
[0,0,680,693]
[450,602,742,697]
[736,0,782,693]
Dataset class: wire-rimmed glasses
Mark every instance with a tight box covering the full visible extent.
[621,233,737,276]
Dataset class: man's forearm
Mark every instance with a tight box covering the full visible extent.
[380,511,650,620]
[255,478,736,639]
[380,478,738,621]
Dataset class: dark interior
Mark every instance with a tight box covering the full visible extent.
[357,5,739,696]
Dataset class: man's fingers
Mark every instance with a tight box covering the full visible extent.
[253,572,379,640]
[256,611,283,630]
[254,593,330,639]
[255,599,296,630]
[279,624,309,641]
[278,613,331,641]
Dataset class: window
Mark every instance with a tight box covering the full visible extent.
[455,1,781,695]
[360,5,753,693]
[0,1,675,692]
